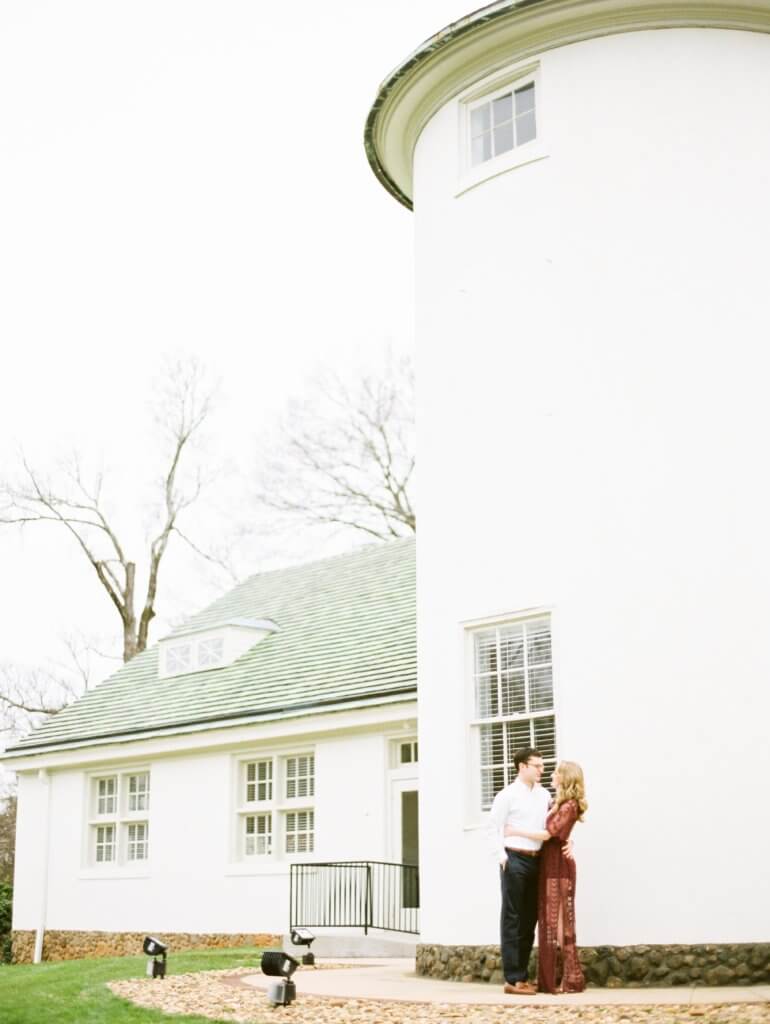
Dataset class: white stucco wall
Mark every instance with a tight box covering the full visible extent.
[11,704,417,938]
[412,27,770,946]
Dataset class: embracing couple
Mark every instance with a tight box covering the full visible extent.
[488,747,588,995]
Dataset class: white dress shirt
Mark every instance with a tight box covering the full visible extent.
[487,776,551,863]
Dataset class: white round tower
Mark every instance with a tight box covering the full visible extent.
[367,0,770,980]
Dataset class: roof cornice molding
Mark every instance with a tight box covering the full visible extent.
[1,689,418,764]
[365,0,770,208]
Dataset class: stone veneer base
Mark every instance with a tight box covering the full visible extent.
[11,930,281,964]
[416,943,770,988]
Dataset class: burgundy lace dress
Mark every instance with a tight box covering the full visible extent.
[537,799,586,994]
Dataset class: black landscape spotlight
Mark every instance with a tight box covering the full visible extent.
[142,936,168,979]
[290,927,316,966]
[260,950,299,1006]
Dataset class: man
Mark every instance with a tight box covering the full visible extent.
[487,747,551,995]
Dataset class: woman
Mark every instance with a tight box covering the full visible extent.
[504,761,587,993]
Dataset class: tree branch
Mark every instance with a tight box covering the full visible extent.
[1,356,220,663]
[255,354,416,541]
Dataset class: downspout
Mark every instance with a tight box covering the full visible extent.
[33,768,53,964]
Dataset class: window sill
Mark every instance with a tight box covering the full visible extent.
[456,144,548,199]
[225,862,291,877]
[225,855,319,876]
[78,867,151,880]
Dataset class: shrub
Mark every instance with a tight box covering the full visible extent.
[0,883,12,963]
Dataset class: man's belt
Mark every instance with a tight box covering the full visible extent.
[506,847,540,858]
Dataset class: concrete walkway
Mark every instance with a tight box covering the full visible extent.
[242,958,770,1007]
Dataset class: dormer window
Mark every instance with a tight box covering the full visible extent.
[165,644,192,675]
[159,618,279,678]
[163,637,221,675]
[198,637,224,668]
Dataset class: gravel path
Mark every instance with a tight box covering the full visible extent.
[109,968,770,1024]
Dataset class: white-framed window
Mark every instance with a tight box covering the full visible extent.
[95,824,116,863]
[127,822,149,861]
[164,635,226,675]
[285,754,314,799]
[285,810,314,854]
[160,621,279,679]
[96,776,117,815]
[165,643,192,675]
[127,772,150,812]
[236,751,316,861]
[470,615,557,810]
[457,61,545,198]
[87,769,151,867]
[391,738,419,768]
[400,740,418,764]
[469,81,536,166]
[245,812,273,856]
[246,760,273,802]
[198,636,224,668]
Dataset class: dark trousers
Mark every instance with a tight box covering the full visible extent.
[500,850,539,983]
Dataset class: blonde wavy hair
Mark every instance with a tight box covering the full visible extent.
[554,761,588,821]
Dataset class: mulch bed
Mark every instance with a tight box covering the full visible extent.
[109,967,770,1024]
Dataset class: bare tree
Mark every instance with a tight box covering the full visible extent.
[0,629,115,735]
[0,662,77,722]
[0,358,224,662]
[258,355,416,541]
[0,662,72,870]
[0,638,116,886]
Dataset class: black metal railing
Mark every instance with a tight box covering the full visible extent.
[290,861,420,935]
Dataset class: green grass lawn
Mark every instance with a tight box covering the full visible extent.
[0,946,267,1024]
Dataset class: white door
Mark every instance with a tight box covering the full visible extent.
[390,775,419,914]
[390,776,419,866]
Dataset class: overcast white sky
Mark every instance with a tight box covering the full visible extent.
[0,1,471,701]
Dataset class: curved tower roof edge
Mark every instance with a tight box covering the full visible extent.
[364,0,770,209]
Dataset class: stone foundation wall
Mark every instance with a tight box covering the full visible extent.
[11,929,281,964]
[416,943,770,988]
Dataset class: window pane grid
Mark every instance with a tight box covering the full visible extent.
[166,644,191,674]
[198,637,224,668]
[95,825,115,863]
[238,752,316,861]
[470,83,536,166]
[127,822,149,861]
[128,773,150,812]
[479,716,557,808]
[246,759,273,802]
[92,772,152,866]
[400,740,418,764]
[475,620,553,720]
[285,809,315,854]
[285,755,315,799]
[97,777,117,815]
[245,812,273,856]
[474,617,555,810]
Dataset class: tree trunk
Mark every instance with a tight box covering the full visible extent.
[122,562,138,662]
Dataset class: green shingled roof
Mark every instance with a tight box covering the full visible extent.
[7,538,416,754]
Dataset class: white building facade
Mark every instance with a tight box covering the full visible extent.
[366,0,770,981]
[10,705,418,958]
[5,540,418,962]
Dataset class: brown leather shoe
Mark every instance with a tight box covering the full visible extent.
[503,981,537,995]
